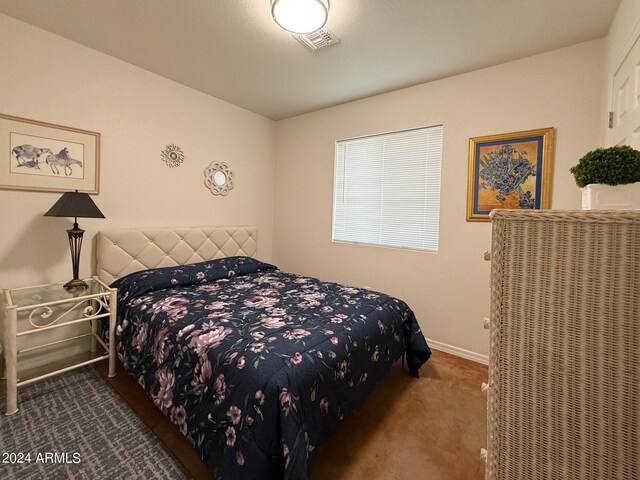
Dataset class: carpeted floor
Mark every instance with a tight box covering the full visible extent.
[1,349,488,480]
[101,349,489,480]
[312,349,488,480]
[0,366,189,479]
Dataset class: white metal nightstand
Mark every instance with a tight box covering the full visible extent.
[2,276,116,415]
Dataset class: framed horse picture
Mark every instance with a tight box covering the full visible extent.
[0,113,100,194]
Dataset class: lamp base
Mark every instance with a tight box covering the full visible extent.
[65,222,86,291]
[64,278,88,290]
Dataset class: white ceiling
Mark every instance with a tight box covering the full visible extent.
[0,0,622,120]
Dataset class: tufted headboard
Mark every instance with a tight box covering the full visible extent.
[96,226,258,285]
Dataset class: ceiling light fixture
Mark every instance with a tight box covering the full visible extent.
[271,0,329,34]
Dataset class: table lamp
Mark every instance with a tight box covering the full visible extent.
[44,190,105,289]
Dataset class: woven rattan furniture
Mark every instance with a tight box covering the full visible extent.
[486,210,639,480]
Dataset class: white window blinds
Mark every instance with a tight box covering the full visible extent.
[332,125,443,251]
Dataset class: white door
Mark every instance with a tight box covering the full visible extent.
[610,35,640,148]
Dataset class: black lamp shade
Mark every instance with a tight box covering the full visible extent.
[44,190,105,219]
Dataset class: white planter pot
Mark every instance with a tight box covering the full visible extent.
[581,181,640,210]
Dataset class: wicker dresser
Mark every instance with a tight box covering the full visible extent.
[486,210,639,480]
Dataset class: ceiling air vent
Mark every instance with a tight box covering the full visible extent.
[293,28,339,52]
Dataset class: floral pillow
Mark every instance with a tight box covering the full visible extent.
[111,256,277,305]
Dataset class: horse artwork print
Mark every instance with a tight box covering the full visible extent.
[12,144,53,170]
[1,113,99,193]
[46,148,83,176]
[10,143,84,178]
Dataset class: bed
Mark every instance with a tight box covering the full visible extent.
[97,226,431,480]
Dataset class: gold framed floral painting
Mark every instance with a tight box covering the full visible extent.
[466,127,554,221]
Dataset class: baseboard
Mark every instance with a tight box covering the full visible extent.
[427,339,488,365]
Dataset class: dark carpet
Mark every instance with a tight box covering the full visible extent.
[0,366,189,479]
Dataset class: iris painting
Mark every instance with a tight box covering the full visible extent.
[466,128,554,221]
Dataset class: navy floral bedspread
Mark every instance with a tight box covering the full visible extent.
[111,257,431,480]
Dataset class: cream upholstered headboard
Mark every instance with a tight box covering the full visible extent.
[96,226,257,285]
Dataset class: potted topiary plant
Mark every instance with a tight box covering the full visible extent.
[570,145,640,209]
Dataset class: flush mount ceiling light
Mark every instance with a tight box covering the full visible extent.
[271,0,329,34]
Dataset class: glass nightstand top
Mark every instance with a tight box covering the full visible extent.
[7,278,109,309]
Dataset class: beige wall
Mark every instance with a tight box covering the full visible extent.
[0,14,276,288]
[273,40,605,361]
[0,11,614,367]
[0,14,275,366]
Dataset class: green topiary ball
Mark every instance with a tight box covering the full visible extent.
[570,145,640,188]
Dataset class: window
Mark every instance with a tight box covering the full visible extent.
[332,125,443,251]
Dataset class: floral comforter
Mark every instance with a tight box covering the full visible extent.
[111,256,431,480]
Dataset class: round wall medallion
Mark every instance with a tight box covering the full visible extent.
[204,162,235,196]
[161,144,185,167]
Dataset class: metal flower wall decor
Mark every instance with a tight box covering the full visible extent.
[161,144,185,168]
[204,162,235,196]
